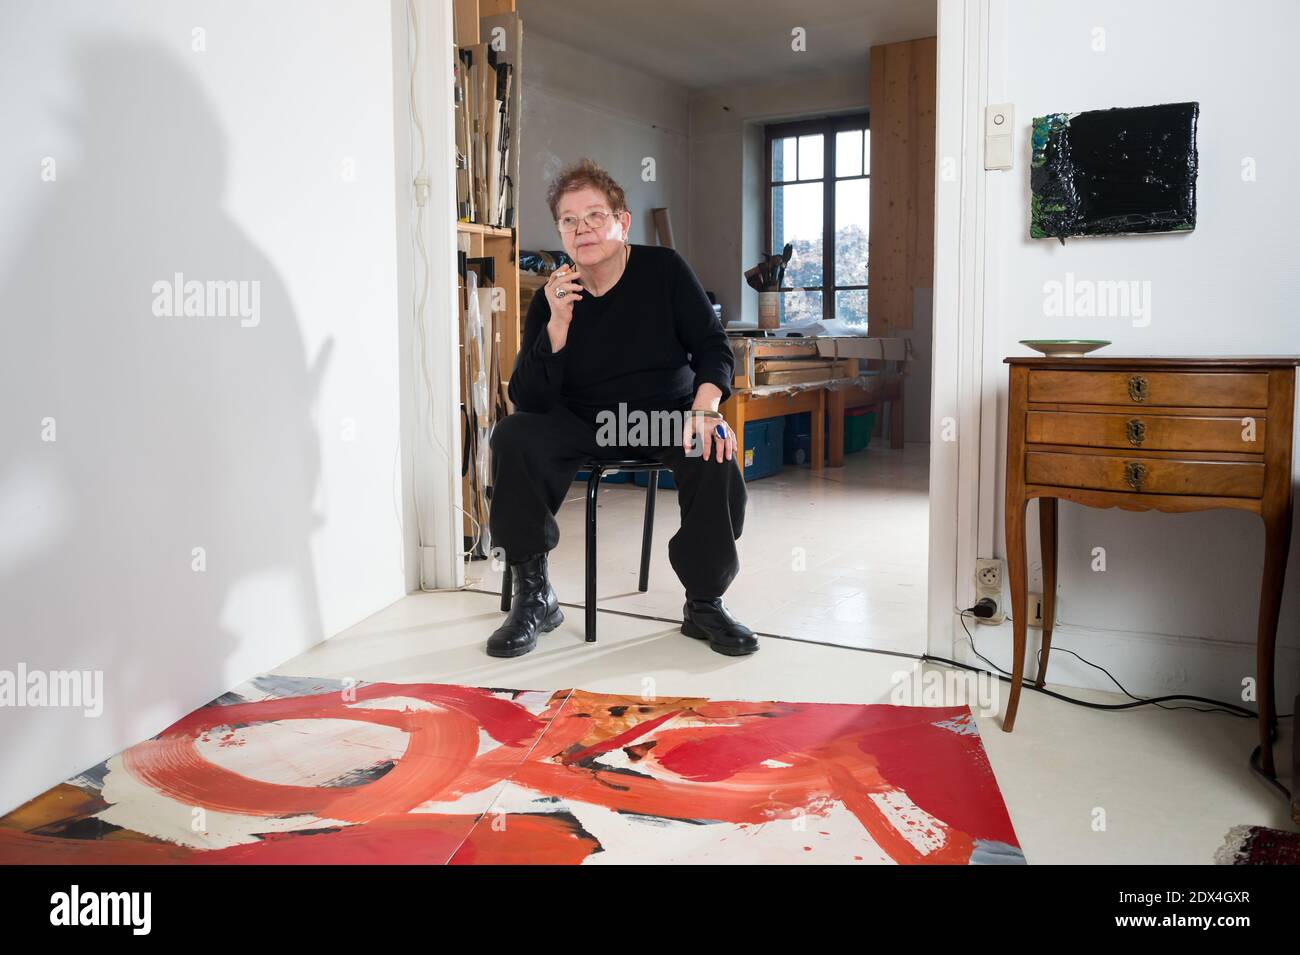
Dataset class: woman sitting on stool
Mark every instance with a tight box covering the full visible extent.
[487,158,754,659]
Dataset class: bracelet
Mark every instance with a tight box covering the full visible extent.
[688,409,723,420]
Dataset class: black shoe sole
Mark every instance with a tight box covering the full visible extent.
[486,608,564,658]
[681,618,759,656]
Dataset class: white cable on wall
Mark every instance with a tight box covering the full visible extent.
[406,0,484,592]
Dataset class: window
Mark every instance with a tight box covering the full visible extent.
[765,113,869,326]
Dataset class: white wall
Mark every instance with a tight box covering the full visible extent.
[971,0,1299,702]
[516,29,691,255]
[0,1,409,814]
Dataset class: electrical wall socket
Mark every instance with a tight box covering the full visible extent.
[974,558,1005,624]
[1027,592,1044,628]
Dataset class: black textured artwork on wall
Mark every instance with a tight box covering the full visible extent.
[1030,102,1199,241]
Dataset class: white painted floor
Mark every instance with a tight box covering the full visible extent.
[470,441,931,654]
[263,440,1294,865]
[276,587,1293,865]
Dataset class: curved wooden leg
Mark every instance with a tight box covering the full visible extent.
[1004,496,1029,732]
[1035,497,1057,688]
[1256,504,1290,776]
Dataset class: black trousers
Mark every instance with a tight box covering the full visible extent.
[487,402,747,600]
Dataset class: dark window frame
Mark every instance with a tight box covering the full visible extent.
[764,112,870,323]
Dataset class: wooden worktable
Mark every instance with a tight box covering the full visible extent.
[722,371,907,470]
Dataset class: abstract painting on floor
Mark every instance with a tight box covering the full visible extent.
[0,676,1024,865]
[1031,101,1199,241]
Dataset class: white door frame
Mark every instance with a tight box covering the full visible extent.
[410,0,1008,631]
[927,0,1005,660]
[396,0,464,591]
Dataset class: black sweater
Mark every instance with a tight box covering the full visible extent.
[507,244,734,425]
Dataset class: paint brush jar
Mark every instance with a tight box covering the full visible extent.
[758,291,779,329]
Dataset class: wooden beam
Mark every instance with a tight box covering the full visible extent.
[453,0,479,46]
[868,36,936,338]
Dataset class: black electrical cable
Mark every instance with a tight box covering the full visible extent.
[934,607,1293,801]
[462,584,1293,801]
[956,609,1252,715]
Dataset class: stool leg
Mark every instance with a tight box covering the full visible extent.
[585,467,601,642]
[638,470,657,592]
[501,562,512,612]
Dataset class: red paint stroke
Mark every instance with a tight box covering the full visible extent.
[504,697,1010,863]
[858,713,1019,847]
[123,704,481,822]
[196,812,476,865]
[121,683,556,826]
[4,683,1021,866]
[509,741,886,827]
[0,826,198,865]
[162,682,546,747]
[448,813,599,866]
[825,760,974,865]
[656,701,943,783]
[559,708,682,765]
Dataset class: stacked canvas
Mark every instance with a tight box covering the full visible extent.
[455,17,521,228]
[456,249,507,557]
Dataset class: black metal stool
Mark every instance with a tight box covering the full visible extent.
[500,458,661,642]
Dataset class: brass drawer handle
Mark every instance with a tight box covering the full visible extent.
[1127,374,1149,403]
[1124,461,1148,491]
[1126,418,1146,446]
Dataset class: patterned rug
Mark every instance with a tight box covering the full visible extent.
[1214,824,1300,865]
[0,675,1024,864]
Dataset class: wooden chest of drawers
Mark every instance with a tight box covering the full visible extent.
[1003,357,1298,789]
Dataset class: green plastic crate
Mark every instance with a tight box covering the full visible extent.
[844,408,876,453]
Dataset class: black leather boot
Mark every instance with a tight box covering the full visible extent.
[681,598,758,656]
[487,553,563,658]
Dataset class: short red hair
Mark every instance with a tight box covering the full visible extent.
[545,158,627,222]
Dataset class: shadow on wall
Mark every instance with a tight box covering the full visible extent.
[0,38,329,811]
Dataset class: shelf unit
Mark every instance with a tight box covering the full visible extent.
[454,0,523,551]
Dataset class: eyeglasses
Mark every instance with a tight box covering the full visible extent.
[556,209,621,233]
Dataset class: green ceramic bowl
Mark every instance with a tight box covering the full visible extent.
[1019,339,1111,357]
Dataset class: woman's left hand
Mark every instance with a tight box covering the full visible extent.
[684,413,736,463]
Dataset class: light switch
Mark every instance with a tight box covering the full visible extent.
[985,103,1014,170]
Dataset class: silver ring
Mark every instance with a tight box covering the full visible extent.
[556,288,567,298]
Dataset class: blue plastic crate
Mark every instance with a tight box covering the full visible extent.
[782,408,876,464]
[742,417,784,481]
[783,412,813,465]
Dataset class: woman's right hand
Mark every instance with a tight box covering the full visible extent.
[544,264,582,352]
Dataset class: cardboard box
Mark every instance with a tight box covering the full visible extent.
[754,359,857,385]
[813,337,909,363]
[729,335,908,390]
